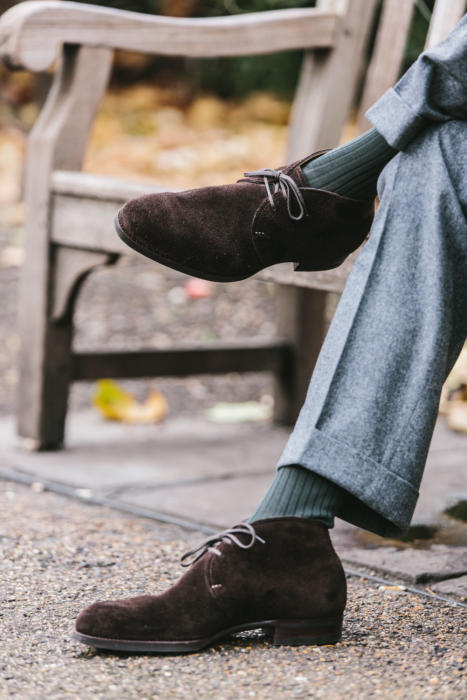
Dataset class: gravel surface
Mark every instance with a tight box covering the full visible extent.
[1,480,466,699]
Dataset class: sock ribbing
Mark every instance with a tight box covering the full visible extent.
[250,465,344,528]
[302,128,397,201]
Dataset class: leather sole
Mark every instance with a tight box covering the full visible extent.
[115,211,348,282]
[73,616,342,653]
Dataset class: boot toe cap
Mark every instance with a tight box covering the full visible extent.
[75,601,123,639]
[75,595,170,642]
[116,187,263,282]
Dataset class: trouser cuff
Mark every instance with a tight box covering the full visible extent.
[277,427,419,537]
[366,88,427,151]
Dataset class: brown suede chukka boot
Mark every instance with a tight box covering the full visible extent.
[74,518,346,653]
[115,153,374,282]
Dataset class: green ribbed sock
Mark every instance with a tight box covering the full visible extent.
[250,465,344,528]
[302,128,397,201]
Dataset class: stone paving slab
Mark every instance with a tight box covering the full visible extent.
[432,575,467,600]
[1,411,467,596]
[0,411,465,528]
[342,545,467,584]
[121,473,273,530]
[0,412,285,493]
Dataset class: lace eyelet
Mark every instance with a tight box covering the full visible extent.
[244,168,308,221]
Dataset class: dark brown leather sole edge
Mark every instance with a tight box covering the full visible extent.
[73,616,343,653]
[114,211,349,282]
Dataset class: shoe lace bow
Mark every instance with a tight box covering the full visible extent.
[180,522,265,568]
[243,168,308,221]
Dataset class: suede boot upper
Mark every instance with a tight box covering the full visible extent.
[116,155,374,282]
[74,517,346,651]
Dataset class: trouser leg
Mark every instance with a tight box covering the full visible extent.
[278,120,467,536]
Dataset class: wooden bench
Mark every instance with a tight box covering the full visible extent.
[0,0,465,449]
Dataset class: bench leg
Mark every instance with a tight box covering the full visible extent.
[17,246,117,450]
[17,315,73,451]
[273,285,327,425]
[15,45,114,449]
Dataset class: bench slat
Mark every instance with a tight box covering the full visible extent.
[357,0,416,132]
[0,1,339,71]
[71,340,292,381]
[425,0,466,49]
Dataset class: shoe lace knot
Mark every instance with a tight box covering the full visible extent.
[180,522,266,568]
[243,168,308,221]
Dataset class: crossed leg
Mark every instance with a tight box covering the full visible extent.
[278,119,467,536]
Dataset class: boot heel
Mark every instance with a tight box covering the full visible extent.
[294,257,347,272]
[273,617,343,646]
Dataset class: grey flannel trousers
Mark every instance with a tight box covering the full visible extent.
[278,15,467,536]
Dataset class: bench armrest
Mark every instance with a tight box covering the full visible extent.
[0,0,339,72]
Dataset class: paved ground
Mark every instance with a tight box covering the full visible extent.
[1,408,467,597]
[1,480,466,700]
[2,409,467,532]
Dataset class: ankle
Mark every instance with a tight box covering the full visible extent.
[301,128,396,200]
[250,466,344,528]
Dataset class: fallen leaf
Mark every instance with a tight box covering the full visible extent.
[378,585,407,592]
[445,346,467,390]
[93,379,168,424]
[184,278,212,299]
[204,401,272,424]
[445,401,467,434]
[0,245,24,267]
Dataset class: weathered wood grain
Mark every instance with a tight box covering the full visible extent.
[71,339,292,381]
[0,0,339,71]
[52,170,167,200]
[272,286,328,425]
[357,0,416,132]
[425,0,465,49]
[51,173,170,254]
[286,0,377,161]
[259,255,358,294]
[17,45,112,448]
[51,246,117,322]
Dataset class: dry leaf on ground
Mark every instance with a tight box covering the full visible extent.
[445,346,467,390]
[0,245,24,267]
[441,346,467,432]
[204,401,272,423]
[184,278,212,299]
[445,400,467,434]
[93,379,168,424]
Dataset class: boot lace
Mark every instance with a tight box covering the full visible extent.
[242,168,308,221]
[180,522,265,568]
